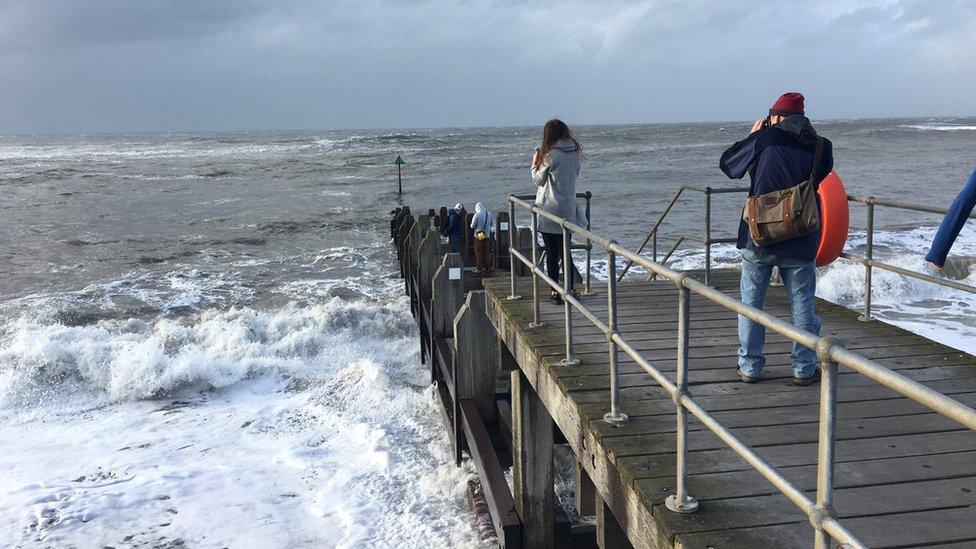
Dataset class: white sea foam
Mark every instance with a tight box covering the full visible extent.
[0,297,414,404]
[900,123,976,132]
[0,295,489,547]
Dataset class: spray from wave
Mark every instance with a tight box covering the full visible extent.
[0,286,489,547]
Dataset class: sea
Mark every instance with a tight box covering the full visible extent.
[1,118,975,548]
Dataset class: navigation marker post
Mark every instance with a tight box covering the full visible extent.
[394,154,405,195]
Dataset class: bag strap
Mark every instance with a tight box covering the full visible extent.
[807,137,825,182]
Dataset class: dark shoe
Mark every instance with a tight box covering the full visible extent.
[792,369,822,386]
[549,291,563,305]
[737,369,760,384]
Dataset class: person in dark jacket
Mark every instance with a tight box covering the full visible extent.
[720,92,834,386]
[442,203,464,253]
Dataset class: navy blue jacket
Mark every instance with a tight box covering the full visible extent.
[720,115,834,261]
[442,210,464,238]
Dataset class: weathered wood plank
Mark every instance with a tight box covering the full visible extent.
[675,506,976,549]
[418,226,441,304]
[460,399,523,548]
[512,369,556,548]
[431,253,466,338]
[496,210,511,271]
[575,455,596,517]
[478,270,976,549]
[637,451,976,504]
[619,430,976,480]
[595,491,632,549]
[456,291,499,424]
[488,285,675,549]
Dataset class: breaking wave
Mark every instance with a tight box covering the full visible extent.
[0,297,417,406]
[900,123,976,132]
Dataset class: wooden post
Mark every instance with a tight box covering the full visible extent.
[431,253,465,338]
[416,227,441,365]
[407,215,430,312]
[431,253,465,408]
[512,369,555,548]
[454,291,498,425]
[396,213,414,281]
[418,228,442,305]
[595,492,631,549]
[410,214,430,271]
[391,207,401,240]
[575,457,596,517]
[393,206,410,243]
[494,210,511,271]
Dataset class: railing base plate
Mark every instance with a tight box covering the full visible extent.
[528,322,545,329]
[506,295,522,301]
[557,358,580,367]
[665,494,700,514]
[603,412,629,426]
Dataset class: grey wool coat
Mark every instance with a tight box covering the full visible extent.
[531,139,582,234]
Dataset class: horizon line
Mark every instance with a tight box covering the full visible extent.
[2,113,974,139]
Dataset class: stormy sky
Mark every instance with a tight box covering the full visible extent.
[1,0,974,134]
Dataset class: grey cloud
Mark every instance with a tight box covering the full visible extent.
[0,0,974,133]
[0,0,274,52]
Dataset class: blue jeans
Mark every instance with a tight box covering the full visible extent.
[925,168,976,267]
[449,234,461,253]
[738,248,821,378]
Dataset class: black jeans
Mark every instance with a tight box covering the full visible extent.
[541,232,576,288]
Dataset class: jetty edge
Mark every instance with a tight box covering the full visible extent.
[390,190,976,549]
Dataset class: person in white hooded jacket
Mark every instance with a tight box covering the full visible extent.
[470,202,494,274]
[531,119,583,304]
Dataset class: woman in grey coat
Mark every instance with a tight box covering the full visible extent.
[531,119,583,304]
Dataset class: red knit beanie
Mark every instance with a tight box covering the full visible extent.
[769,92,804,116]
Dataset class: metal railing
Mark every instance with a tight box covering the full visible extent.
[511,191,595,296]
[842,195,976,320]
[618,186,976,323]
[618,185,748,285]
[506,193,976,549]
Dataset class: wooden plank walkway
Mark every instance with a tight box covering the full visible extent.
[483,269,976,548]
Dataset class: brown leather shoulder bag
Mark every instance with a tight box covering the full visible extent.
[742,137,824,247]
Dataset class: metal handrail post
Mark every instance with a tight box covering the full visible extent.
[650,233,658,281]
[529,211,543,328]
[558,224,580,366]
[814,338,840,549]
[603,246,628,425]
[859,200,875,321]
[666,280,700,513]
[704,187,712,286]
[507,199,521,300]
[583,192,594,296]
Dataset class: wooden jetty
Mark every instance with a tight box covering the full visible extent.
[391,205,976,549]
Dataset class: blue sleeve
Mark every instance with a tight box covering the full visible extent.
[720,136,760,180]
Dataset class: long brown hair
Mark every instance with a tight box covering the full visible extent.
[538,119,582,159]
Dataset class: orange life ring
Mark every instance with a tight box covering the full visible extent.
[815,171,849,267]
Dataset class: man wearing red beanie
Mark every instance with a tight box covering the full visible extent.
[719,92,834,386]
